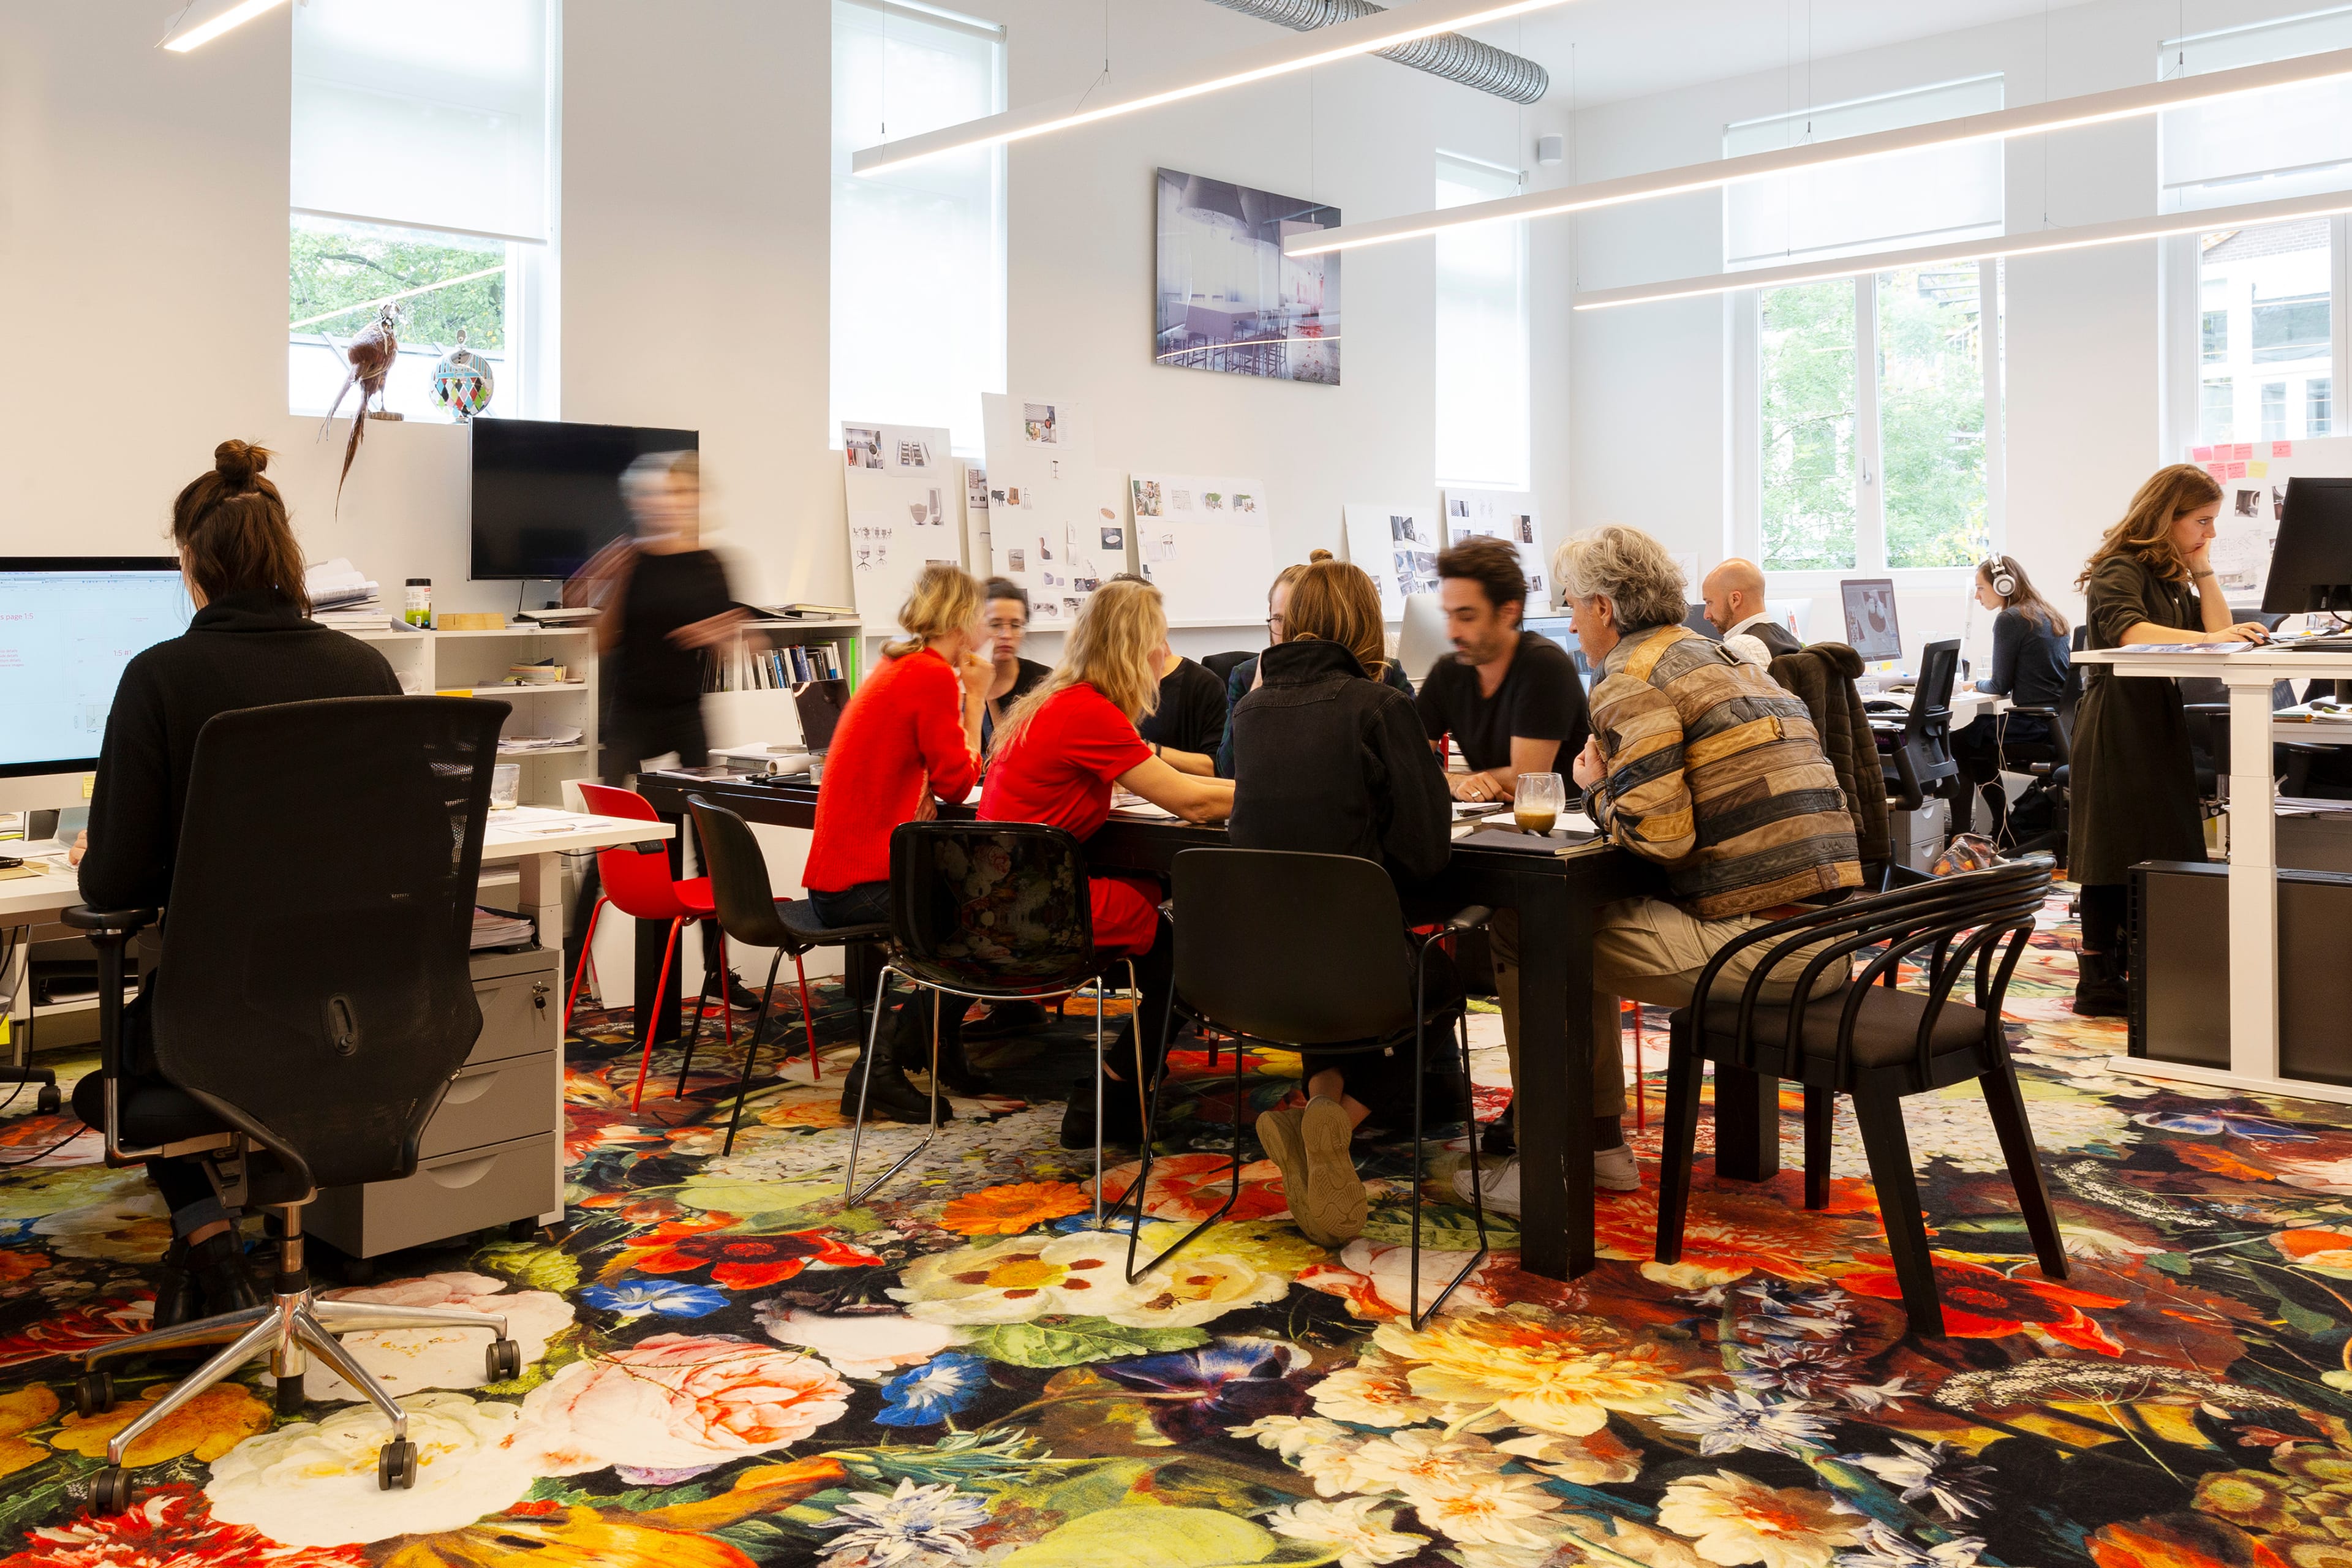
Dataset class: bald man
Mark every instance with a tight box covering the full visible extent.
[1700,558,1800,667]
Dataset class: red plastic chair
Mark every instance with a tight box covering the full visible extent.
[567,783,731,1112]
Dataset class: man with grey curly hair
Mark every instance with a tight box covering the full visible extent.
[1458,523,1862,1220]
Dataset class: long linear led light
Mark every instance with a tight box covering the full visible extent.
[1570,190,2352,311]
[851,0,1575,176]
[161,0,292,53]
[1287,43,2352,257]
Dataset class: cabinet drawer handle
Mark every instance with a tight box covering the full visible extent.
[426,1155,498,1189]
[443,1069,497,1105]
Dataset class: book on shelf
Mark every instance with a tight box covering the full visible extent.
[702,634,851,693]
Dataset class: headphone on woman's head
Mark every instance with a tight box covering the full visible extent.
[1983,556,2018,598]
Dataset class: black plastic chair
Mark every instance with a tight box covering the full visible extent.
[843,821,1142,1210]
[1654,860,2063,1336]
[680,796,886,1153]
[1878,639,1962,811]
[66,697,522,1512]
[1201,650,1254,682]
[1117,848,1492,1329]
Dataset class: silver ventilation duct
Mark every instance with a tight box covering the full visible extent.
[1202,0,1550,104]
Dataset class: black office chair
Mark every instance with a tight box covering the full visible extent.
[679,794,884,1153]
[65,697,521,1512]
[1201,650,1254,683]
[1654,860,2063,1337]
[1877,638,1962,812]
[842,821,1142,1211]
[1117,848,1493,1329]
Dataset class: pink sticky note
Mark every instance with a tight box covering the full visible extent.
[2223,461,2247,480]
[2192,445,2216,461]
[2205,463,2227,480]
[2274,441,2294,458]
[2232,443,2255,461]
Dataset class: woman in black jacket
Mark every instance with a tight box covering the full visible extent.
[1945,554,2071,840]
[1227,560,1450,1247]
[74,441,402,1324]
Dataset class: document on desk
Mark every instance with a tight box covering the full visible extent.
[2102,643,2261,655]
[1110,791,1178,819]
[489,807,627,836]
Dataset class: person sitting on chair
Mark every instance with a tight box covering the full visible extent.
[1227,559,1450,1246]
[1700,557,1798,668]
[1215,552,1414,778]
[1943,555,2070,842]
[73,440,402,1325]
[1457,525,1863,1218]
[980,578,1234,1150]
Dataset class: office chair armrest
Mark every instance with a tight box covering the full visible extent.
[62,905,157,1167]
[2005,704,2058,720]
[61,906,159,938]
[1444,904,1494,932]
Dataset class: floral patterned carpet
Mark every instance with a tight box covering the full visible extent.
[3,894,2352,1567]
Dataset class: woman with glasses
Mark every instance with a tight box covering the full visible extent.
[979,578,1049,756]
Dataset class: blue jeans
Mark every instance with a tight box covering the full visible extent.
[810,881,891,929]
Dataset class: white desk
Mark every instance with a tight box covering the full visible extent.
[1947,689,2013,726]
[2274,706,2352,747]
[2078,646,2352,1104]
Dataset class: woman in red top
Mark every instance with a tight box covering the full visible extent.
[981,578,1234,1148]
[806,564,992,1120]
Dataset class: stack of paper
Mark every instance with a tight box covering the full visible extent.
[470,907,536,951]
[498,724,585,754]
[306,557,390,630]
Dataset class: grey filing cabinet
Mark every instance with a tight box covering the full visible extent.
[2130,859,2352,1087]
[308,946,562,1258]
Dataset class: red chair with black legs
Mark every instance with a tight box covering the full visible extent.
[567,783,731,1112]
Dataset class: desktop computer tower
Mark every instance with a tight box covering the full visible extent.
[2130,860,2352,1085]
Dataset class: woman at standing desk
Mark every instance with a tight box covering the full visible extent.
[1946,555,2071,841]
[2070,464,2271,1017]
[980,579,1233,1150]
[1226,560,1450,1246]
[804,565,994,1120]
[72,440,401,1325]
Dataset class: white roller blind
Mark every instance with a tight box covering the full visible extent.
[1725,75,2003,270]
[292,0,553,243]
[1435,154,1529,489]
[2162,9,2352,210]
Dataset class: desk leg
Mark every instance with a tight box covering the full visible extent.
[515,850,568,1229]
[1714,1066,1782,1181]
[2226,676,2281,1082]
[1516,884,1593,1280]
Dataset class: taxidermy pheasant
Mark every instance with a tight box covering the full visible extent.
[320,304,399,507]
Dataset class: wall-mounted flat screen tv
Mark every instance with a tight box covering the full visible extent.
[470,418,699,581]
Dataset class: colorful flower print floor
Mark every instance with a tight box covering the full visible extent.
[2,893,2351,1566]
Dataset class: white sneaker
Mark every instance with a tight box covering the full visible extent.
[1449,1147,1640,1218]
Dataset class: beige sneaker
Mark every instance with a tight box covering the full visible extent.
[1295,1097,1368,1248]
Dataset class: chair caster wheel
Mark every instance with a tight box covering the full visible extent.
[485,1337,522,1381]
[379,1438,418,1491]
[35,1085,59,1115]
[91,1467,137,1514]
[274,1373,304,1415]
[74,1369,115,1417]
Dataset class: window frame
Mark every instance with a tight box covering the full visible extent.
[1729,258,2007,589]
[2162,217,2352,454]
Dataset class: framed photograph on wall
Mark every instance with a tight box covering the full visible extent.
[1154,167,1340,385]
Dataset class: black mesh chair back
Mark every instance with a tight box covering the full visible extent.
[888,821,1100,996]
[687,794,790,949]
[1909,639,1960,734]
[150,696,505,1194]
[1884,639,1962,808]
[1171,848,1417,1047]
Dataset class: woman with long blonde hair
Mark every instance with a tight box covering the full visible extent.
[805,563,995,1118]
[2067,464,2271,1017]
[1224,559,1451,1246]
[981,578,1234,1148]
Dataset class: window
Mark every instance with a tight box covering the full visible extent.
[2263,381,2290,441]
[2203,309,2230,361]
[2190,222,2334,444]
[1434,154,1529,489]
[1725,75,2002,270]
[288,0,557,420]
[2201,379,2236,443]
[831,0,1006,456]
[2255,292,2330,361]
[2313,377,2335,434]
[2161,9,2352,211]
[1750,263,2001,575]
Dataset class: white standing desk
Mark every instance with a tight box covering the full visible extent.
[2078,646,2352,1104]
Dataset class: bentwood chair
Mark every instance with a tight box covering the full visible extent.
[843,821,1141,1211]
[67,697,521,1512]
[1654,860,2064,1336]
[1118,848,1493,1329]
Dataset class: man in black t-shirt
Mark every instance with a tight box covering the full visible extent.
[1139,650,1227,775]
[1415,537,1629,1199]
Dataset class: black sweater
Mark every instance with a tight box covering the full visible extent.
[1976,606,2069,709]
[1227,639,1452,885]
[81,591,401,911]
[1138,657,1227,758]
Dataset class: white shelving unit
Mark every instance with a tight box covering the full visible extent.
[708,617,862,752]
[352,625,600,810]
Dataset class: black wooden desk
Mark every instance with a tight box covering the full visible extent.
[634,774,1664,1281]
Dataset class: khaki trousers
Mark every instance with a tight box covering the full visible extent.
[1489,897,1849,1131]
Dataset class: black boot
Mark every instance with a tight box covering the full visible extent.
[153,1238,203,1330]
[1059,1021,1159,1150]
[933,1011,993,1098]
[2073,949,2128,1017]
[962,1000,1052,1041]
[839,1001,954,1124]
[186,1230,263,1316]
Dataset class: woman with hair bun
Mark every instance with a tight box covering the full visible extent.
[74,440,402,1328]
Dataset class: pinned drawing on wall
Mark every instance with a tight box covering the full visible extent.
[984,394,1098,626]
[1443,489,1549,611]
[1127,472,1276,624]
[841,421,960,631]
[843,423,937,472]
[1344,502,1436,619]
[1022,403,1060,444]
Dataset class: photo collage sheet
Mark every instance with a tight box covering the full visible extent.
[2191,435,2352,599]
[840,421,962,633]
[980,394,1128,629]
[1442,489,1551,612]
[1342,502,1436,620]
[1127,472,1276,626]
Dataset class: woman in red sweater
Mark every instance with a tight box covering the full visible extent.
[805,564,992,1120]
[981,578,1234,1148]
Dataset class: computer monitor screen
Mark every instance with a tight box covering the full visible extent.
[1841,578,1902,662]
[2264,477,2352,615]
[1681,603,1722,639]
[1396,592,1453,686]
[470,418,700,582]
[0,559,191,777]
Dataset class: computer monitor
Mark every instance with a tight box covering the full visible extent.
[2264,477,2352,616]
[1681,603,1722,639]
[1396,593,1453,686]
[0,558,192,777]
[1841,578,1903,663]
